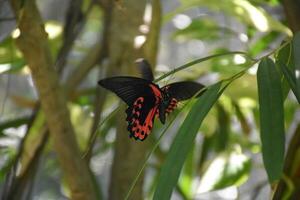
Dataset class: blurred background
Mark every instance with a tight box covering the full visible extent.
[0,0,299,199]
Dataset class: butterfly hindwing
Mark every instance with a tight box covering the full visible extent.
[125,83,163,140]
[126,95,158,141]
[162,81,205,101]
[98,76,162,141]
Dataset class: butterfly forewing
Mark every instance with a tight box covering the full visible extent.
[98,76,158,105]
[136,59,154,81]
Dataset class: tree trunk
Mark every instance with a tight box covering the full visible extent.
[9,1,98,199]
[107,0,161,199]
[282,0,300,33]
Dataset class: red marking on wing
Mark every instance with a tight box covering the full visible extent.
[131,106,158,140]
[126,97,158,141]
[165,98,178,114]
[149,84,162,101]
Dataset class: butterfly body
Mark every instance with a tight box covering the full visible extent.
[98,76,205,141]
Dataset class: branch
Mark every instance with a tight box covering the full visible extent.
[9,0,97,199]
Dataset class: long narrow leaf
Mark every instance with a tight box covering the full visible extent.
[292,32,300,97]
[257,58,285,183]
[153,82,222,200]
[278,61,300,103]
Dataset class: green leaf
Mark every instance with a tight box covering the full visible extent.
[153,82,222,200]
[232,101,251,136]
[276,42,293,67]
[278,61,300,103]
[276,42,294,100]
[215,103,230,152]
[257,58,285,183]
[197,151,251,193]
[178,143,195,199]
[292,32,300,98]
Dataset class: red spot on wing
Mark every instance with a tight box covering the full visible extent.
[165,98,178,114]
[126,97,158,141]
[131,105,158,141]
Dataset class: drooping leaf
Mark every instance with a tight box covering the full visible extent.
[278,61,300,103]
[292,32,300,98]
[232,101,251,136]
[214,103,230,152]
[197,135,215,174]
[276,42,294,100]
[257,58,285,183]
[153,82,222,200]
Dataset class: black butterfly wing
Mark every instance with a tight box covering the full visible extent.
[98,76,158,105]
[98,76,162,141]
[162,81,206,101]
[126,95,159,141]
[136,58,154,81]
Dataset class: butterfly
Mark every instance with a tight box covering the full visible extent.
[98,60,205,141]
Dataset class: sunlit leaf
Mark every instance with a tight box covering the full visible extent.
[153,82,222,200]
[197,151,251,193]
[257,58,285,183]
